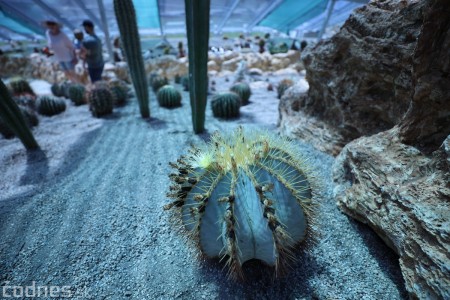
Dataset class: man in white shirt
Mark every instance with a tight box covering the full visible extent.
[45,20,80,83]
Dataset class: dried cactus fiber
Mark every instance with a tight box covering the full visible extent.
[37,96,66,116]
[150,75,169,93]
[164,127,315,278]
[51,83,65,97]
[211,92,240,119]
[8,78,35,96]
[157,85,182,108]
[68,84,86,106]
[230,82,251,106]
[89,88,113,117]
[277,79,294,99]
[110,85,128,106]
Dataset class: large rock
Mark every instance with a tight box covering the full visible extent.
[279,0,427,154]
[333,0,450,298]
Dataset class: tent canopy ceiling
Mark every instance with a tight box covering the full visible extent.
[0,0,368,41]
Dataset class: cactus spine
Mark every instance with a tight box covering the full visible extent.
[157,85,182,108]
[230,82,251,106]
[0,79,39,149]
[114,0,150,118]
[185,0,210,133]
[89,88,113,117]
[165,127,315,278]
[211,93,240,119]
[37,96,66,116]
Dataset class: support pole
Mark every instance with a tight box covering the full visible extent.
[96,0,114,63]
[318,0,336,40]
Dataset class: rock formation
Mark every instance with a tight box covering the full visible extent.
[279,0,428,155]
[333,0,450,298]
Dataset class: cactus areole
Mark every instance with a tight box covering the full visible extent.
[165,127,315,277]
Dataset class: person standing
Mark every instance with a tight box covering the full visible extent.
[80,20,104,83]
[44,20,80,83]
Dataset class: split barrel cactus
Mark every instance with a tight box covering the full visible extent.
[165,127,315,277]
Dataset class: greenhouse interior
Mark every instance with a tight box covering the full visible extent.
[0,0,449,299]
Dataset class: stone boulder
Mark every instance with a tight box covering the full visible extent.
[279,0,427,154]
[333,0,450,298]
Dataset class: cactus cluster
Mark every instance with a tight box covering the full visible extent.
[89,88,113,117]
[8,78,35,96]
[230,82,251,106]
[277,79,294,99]
[157,85,182,108]
[114,0,150,118]
[37,96,66,116]
[68,84,86,106]
[211,93,240,119]
[164,127,315,278]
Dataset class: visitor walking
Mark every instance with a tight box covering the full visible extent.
[44,20,80,83]
[80,20,104,83]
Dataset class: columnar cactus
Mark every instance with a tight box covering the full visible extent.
[89,88,113,117]
[114,0,150,118]
[0,79,39,149]
[164,127,315,278]
[68,84,86,106]
[8,78,35,96]
[230,82,251,106]
[277,79,294,99]
[157,85,182,108]
[211,93,240,119]
[37,96,66,116]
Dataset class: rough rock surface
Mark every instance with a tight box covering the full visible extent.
[279,0,427,154]
[333,0,450,298]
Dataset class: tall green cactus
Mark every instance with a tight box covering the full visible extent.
[0,79,39,150]
[185,0,210,133]
[114,0,150,118]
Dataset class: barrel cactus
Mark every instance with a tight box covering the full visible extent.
[51,83,64,97]
[110,85,128,106]
[230,82,251,106]
[157,85,182,108]
[37,96,66,116]
[277,79,294,99]
[181,75,189,91]
[89,88,113,117]
[164,127,315,278]
[8,78,35,96]
[211,92,240,119]
[150,75,169,93]
[68,84,86,105]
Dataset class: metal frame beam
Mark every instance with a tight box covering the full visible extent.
[96,0,114,63]
[72,0,104,31]
[318,0,336,40]
[157,0,165,36]
[0,0,45,35]
[217,0,241,33]
[0,30,11,41]
[248,0,284,30]
[0,25,35,39]
[33,0,75,30]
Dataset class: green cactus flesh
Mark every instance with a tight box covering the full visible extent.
[211,93,240,119]
[157,85,182,108]
[230,82,251,106]
[89,88,113,117]
[68,84,86,106]
[165,127,314,277]
[37,96,66,116]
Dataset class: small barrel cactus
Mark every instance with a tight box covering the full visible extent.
[8,78,35,96]
[37,96,66,116]
[13,95,36,110]
[164,127,315,278]
[181,75,190,91]
[157,85,182,108]
[89,88,113,117]
[211,92,240,119]
[51,83,64,97]
[230,82,251,106]
[68,84,86,106]
[110,85,128,106]
[174,74,181,84]
[277,79,294,99]
[150,75,169,93]
[60,81,72,98]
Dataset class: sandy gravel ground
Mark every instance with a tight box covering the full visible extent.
[0,74,408,299]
